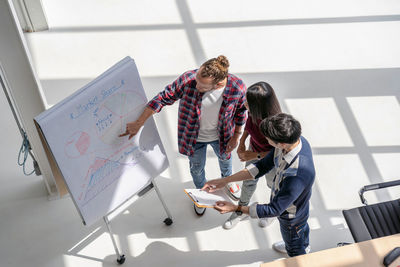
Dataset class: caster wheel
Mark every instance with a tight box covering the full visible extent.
[117,255,126,264]
[164,218,173,226]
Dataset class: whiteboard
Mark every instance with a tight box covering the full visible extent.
[35,57,169,226]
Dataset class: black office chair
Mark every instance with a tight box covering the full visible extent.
[342,179,400,243]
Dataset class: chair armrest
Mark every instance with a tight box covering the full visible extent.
[359,179,400,205]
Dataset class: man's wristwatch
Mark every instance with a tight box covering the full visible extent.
[235,205,243,215]
[257,153,261,159]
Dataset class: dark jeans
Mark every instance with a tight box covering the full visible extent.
[278,217,310,257]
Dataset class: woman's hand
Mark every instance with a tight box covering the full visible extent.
[238,150,258,162]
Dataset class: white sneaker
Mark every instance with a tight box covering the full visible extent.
[223,212,247,229]
[225,182,241,200]
[272,241,311,254]
[258,217,276,228]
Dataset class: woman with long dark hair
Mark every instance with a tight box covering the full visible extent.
[223,81,282,229]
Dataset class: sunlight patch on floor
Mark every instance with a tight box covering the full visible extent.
[285,98,353,148]
[188,0,400,23]
[314,154,376,209]
[372,153,400,201]
[347,96,400,146]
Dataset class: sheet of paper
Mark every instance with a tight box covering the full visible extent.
[184,188,233,208]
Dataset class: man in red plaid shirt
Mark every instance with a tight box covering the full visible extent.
[120,55,247,216]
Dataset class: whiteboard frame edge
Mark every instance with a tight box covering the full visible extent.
[34,119,87,225]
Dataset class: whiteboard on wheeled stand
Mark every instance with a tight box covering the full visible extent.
[35,57,169,226]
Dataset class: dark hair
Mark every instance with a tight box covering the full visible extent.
[246,82,281,123]
[259,113,301,144]
[200,55,229,84]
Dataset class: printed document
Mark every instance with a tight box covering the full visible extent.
[184,188,232,208]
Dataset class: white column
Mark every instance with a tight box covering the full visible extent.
[0,0,58,197]
[11,0,49,32]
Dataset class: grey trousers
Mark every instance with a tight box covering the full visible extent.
[239,156,275,206]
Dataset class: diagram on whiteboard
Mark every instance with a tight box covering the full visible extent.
[63,86,151,206]
[64,87,147,155]
[92,88,147,146]
[35,57,169,226]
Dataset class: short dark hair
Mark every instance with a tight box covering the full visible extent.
[246,82,281,123]
[259,113,302,144]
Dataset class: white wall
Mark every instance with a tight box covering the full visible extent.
[0,0,57,197]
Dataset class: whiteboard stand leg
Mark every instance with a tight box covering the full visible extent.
[103,216,126,264]
[152,181,173,226]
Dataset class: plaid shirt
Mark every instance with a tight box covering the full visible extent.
[147,70,247,157]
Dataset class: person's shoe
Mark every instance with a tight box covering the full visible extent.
[272,241,287,254]
[223,212,247,229]
[258,217,276,228]
[272,241,311,254]
[193,204,206,216]
[225,182,241,200]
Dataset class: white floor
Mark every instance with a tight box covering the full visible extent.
[1,1,400,266]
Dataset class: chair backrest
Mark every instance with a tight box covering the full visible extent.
[342,199,400,242]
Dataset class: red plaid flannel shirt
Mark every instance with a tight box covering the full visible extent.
[147,70,247,157]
